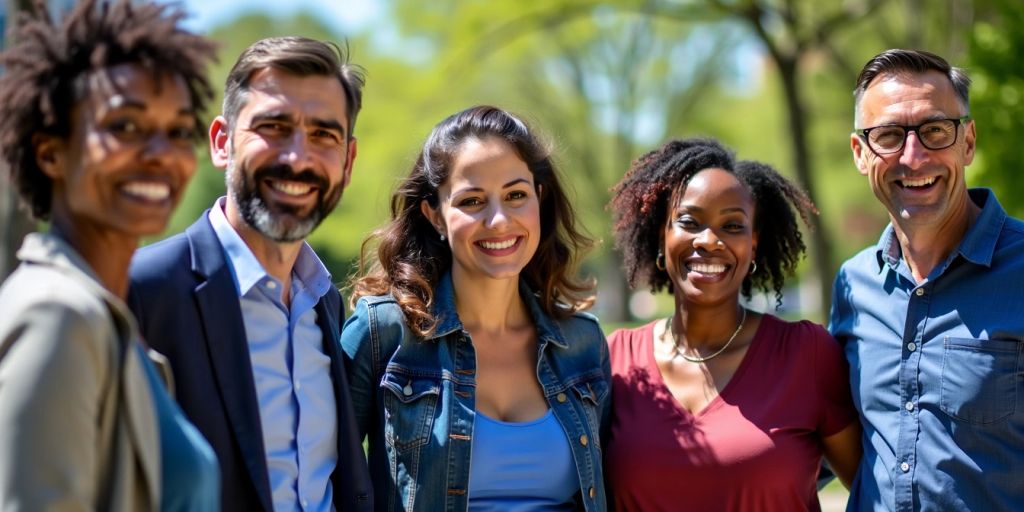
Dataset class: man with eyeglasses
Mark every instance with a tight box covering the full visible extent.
[829,49,1023,511]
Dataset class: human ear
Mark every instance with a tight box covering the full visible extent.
[420,199,446,237]
[32,133,65,180]
[850,133,870,177]
[209,116,231,170]
[341,137,358,189]
[962,119,976,165]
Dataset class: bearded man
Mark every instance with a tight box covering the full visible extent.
[128,36,372,512]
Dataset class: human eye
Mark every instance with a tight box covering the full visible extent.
[506,189,529,201]
[457,196,483,207]
[107,118,142,138]
[724,221,748,233]
[253,121,289,137]
[168,123,197,141]
[311,128,342,145]
[869,126,905,149]
[674,215,699,229]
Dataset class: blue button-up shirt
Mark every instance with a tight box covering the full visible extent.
[830,189,1024,512]
[210,199,338,512]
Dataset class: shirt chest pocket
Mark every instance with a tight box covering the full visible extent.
[940,337,1021,425]
[380,371,442,452]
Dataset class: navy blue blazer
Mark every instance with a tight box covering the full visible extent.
[128,214,372,512]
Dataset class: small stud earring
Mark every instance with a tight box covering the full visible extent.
[440,233,446,242]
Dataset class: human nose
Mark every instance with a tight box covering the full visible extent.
[141,131,178,165]
[898,130,929,168]
[279,130,315,169]
[693,227,722,250]
[484,201,509,229]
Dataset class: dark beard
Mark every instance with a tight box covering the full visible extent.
[227,162,342,242]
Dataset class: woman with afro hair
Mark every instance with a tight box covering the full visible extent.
[0,0,218,510]
[603,138,861,511]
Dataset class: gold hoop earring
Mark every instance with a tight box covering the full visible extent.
[656,251,666,271]
[749,261,757,275]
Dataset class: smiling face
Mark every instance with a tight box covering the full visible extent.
[212,67,356,242]
[851,70,976,230]
[663,168,757,308]
[421,136,541,285]
[37,63,198,241]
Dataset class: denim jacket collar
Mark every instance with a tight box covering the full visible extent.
[429,272,570,350]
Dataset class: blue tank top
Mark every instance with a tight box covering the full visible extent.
[138,344,220,511]
[468,409,578,511]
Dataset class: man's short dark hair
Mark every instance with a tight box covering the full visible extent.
[0,0,216,220]
[222,37,365,138]
[854,49,972,120]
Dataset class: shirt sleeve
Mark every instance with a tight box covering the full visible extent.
[810,322,858,437]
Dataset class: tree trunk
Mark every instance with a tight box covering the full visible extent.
[776,55,834,322]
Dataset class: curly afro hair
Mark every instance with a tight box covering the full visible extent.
[0,0,216,220]
[609,137,817,308]
[734,159,817,305]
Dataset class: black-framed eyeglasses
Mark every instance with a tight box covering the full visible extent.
[856,116,970,155]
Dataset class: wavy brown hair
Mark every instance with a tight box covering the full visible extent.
[0,0,216,220]
[348,106,595,337]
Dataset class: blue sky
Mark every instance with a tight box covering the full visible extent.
[172,0,384,33]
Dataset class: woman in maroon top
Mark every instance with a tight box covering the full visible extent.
[605,138,861,511]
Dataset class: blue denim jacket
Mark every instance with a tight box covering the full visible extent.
[341,273,611,512]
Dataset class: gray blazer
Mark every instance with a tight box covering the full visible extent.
[0,233,160,511]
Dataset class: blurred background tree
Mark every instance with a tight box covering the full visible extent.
[3,0,1021,325]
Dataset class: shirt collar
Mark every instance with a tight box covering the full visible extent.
[956,188,1005,267]
[874,188,1006,273]
[208,197,332,299]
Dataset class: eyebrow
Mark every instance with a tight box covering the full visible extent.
[249,111,346,136]
[873,113,958,126]
[451,177,534,195]
[107,96,193,116]
[677,204,750,216]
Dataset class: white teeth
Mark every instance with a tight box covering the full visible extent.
[121,182,170,201]
[901,176,937,188]
[688,263,727,274]
[480,238,517,250]
[270,180,313,196]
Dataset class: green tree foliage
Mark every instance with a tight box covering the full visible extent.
[968,0,1024,218]
[144,0,1021,322]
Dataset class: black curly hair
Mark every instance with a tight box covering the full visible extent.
[0,0,216,220]
[734,159,817,305]
[609,137,817,307]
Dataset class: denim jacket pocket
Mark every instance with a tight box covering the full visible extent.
[939,336,1020,425]
[381,370,442,452]
[570,376,610,444]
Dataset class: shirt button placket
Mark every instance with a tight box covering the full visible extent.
[896,283,928,511]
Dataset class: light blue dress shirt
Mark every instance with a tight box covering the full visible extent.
[830,189,1024,512]
[209,198,338,512]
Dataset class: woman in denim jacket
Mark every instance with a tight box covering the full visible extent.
[342,105,610,512]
